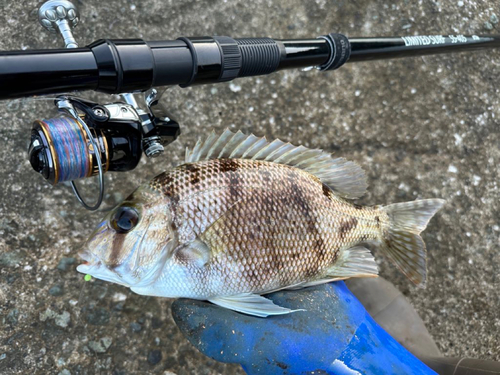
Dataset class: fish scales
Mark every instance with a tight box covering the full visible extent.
[149,158,382,297]
[78,129,444,317]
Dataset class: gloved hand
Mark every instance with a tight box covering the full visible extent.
[171,281,435,375]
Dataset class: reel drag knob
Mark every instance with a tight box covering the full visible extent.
[28,133,52,180]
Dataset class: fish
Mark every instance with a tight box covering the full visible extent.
[77,129,445,317]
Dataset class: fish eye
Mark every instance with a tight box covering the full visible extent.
[110,206,139,233]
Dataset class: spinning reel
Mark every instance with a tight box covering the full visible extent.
[28,92,179,209]
[28,1,179,210]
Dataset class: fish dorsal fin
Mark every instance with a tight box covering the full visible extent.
[185,129,367,199]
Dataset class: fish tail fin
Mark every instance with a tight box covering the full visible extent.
[380,199,445,288]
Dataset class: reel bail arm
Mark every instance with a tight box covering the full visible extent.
[56,98,105,211]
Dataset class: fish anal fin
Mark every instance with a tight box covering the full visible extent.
[325,246,379,280]
[184,129,367,199]
[283,278,345,291]
[208,293,304,317]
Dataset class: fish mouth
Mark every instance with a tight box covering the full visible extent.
[76,248,129,286]
[77,220,109,265]
[76,262,129,287]
[76,246,99,274]
[78,243,97,265]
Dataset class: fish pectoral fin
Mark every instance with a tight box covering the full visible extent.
[325,246,379,280]
[208,293,304,318]
[175,239,211,268]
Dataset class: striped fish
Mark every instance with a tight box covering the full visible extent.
[78,130,444,317]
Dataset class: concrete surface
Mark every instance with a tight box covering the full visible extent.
[0,0,499,374]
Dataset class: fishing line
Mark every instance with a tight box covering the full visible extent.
[33,116,109,184]
[74,274,92,328]
[40,117,90,182]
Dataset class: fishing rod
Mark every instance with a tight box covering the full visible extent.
[2,0,500,210]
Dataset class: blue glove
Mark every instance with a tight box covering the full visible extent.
[172,282,435,374]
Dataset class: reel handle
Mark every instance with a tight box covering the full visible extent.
[39,0,80,48]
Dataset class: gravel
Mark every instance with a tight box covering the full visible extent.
[88,337,113,353]
[56,257,76,271]
[130,322,142,333]
[49,284,64,296]
[84,307,110,326]
[147,349,163,366]
[39,309,71,328]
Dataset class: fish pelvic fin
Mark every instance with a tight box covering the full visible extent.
[208,293,305,318]
[380,199,445,288]
[184,129,367,199]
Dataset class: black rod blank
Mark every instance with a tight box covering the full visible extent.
[1,33,500,100]
[348,34,500,62]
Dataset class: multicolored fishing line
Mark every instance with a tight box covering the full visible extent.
[40,117,90,182]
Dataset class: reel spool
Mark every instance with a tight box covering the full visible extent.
[29,116,109,185]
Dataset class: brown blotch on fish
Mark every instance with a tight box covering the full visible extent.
[375,216,380,227]
[184,164,201,185]
[291,185,320,238]
[154,171,175,187]
[169,193,180,205]
[303,265,318,279]
[218,158,240,173]
[189,172,201,186]
[153,172,179,200]
[339,217,358,239]
[353,204,363,210]
[322,183,333,200]
[228,174,241,199]
[262,194,274,209]
[314,238,327,259]
[108,233,126,269]
[184,163,200,173]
